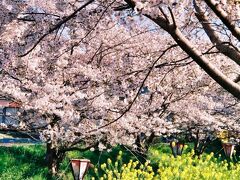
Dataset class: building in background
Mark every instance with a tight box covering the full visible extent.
[0,97,20,126]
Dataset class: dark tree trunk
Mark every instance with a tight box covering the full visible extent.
[135,132,155,159]
[193,130,203,158]
[45,143,64,177]
[145,132,155,149]
[193,132,212,158]
[135,134,146,157]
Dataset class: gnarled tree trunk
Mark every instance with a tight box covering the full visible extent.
[45,143,64,177]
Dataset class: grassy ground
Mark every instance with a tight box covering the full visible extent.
[0,144,139,180]
[0,145,48,180]
[0,141,237,180]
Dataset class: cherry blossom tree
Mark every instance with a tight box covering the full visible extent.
[122,0,240,98]
[0,0,239,176]
[168,90,240,157]
[0,2,188,173]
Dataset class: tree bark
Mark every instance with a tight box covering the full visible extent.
[124,0,240,99]
[45,143,64,177]
[193,0,240,66]
[204,0,240,40]
[147,15,240,99]
[169,28,240,99]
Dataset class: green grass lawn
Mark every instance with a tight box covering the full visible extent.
[0,144,139,180]
[0,145,48,180]
[0,141,238,180]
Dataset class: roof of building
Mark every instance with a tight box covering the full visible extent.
[0,95,21,108]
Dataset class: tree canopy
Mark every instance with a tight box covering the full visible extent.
[0,0,239,174]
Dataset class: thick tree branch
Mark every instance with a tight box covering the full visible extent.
[204,0,240,40]
[169,27,240,99]
[193,0,240,66]
[124,0,240,99]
